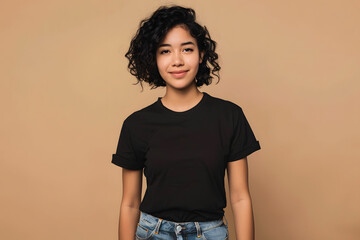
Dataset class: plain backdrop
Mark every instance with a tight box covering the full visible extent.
[1,0,359,239]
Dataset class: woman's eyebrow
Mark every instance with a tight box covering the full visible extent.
[158,41,195,47]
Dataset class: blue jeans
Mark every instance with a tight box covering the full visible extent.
[135,211,229,240]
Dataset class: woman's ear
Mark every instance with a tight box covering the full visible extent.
[199,51,205,64]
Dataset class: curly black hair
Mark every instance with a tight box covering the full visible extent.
[125,5,221,91]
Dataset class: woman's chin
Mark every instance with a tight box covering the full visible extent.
[165,81,196,90]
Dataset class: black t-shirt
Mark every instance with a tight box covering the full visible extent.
[112,92,261,222]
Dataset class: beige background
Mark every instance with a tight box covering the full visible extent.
[1,0,359,239]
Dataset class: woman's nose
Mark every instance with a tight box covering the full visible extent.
[172,52,184,66]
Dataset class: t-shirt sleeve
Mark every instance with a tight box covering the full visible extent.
[111,117,145,170]
[227,106,261,162]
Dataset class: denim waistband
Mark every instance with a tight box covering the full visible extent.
[138,211,228,236]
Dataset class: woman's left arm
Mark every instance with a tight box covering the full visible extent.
[227,157,255,240]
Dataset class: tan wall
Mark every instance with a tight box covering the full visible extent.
[1,0,359,239]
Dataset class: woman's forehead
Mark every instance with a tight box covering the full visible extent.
[158,26,196,47]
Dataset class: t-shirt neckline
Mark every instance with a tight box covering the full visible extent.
[157,92,209,116]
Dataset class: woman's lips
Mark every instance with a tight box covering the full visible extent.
[170,70,188,78]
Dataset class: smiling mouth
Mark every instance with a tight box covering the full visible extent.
[170,70,188,78]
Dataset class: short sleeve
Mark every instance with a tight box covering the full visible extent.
[111,118,145,170]
[227,106,261,162]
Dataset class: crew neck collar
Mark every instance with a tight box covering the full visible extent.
[157,92,209,116]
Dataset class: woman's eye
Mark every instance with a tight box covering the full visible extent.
[159,48,193,54]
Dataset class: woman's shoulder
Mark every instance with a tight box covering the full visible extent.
[123,100,159,124]
[207,92,243,112]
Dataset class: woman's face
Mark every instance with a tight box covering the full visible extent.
[156,25,203,90]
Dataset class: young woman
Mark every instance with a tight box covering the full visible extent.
[112,5,261,240]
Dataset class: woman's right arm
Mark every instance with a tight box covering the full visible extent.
[118,168,143,240]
